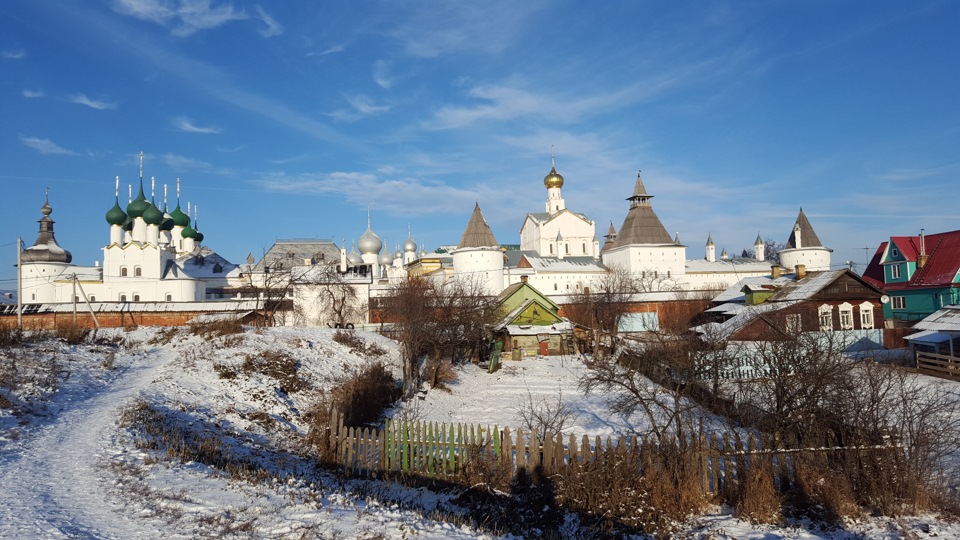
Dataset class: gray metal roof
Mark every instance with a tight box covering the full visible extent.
[912,305,960,332]
[253,239,341,272]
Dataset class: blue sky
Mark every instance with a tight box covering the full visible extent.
[2,0,958,285]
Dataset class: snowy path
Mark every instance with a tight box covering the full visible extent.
[0,352,169,539]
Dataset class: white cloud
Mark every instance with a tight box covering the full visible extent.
[160,152,212,170]
[173,116,221,134]
[111,0,248,37]
[22,89,45,98]
[328,94,391,122]
[256,171,479,216]
[68,94,117,110]
[308,44,345,57]
[19,135,78,155]
[372,60,394,89]
[254,5,283,37]
[875,164,958,181]
[2,51,25,59]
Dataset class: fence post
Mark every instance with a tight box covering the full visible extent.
[517,429,527,470]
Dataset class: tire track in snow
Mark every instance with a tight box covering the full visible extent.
[0,351,170,539]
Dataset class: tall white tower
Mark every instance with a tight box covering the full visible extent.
[452,202,504,294]
[778,208,832,271]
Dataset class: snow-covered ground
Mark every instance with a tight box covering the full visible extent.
[0,326,957,539]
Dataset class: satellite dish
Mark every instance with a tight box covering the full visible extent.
[880,295,890,304]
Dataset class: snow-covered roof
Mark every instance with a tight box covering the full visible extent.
[711,275,793,303]
[693,299,800,340]
[771,269,847,302]
[912,305,960,333]
[504,251,606,273]
[179,248,240,279]
[905,329,955,344]
[685,258,772,274]
[501,321,573,336]
[0,299,261,315]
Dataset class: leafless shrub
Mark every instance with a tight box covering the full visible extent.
[147,326,180,345]
[734,458,782,524]
[56,323,92,344]
[0,325,23,346]
[333,329,386,358]
[189,319,244,338]
[513,388,577,443]
[423,356,457,391]
[790,455,860,524]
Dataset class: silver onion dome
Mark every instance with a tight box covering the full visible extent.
[357,215,382,255]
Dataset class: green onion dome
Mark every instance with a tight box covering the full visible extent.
[105,197,127,226]
[126,184,149,218]
[195,231,204,243]
[122,215,134,232]
[181,225,197,239]
[160,212,175,232]
[170,204,190,227]
[142,200,164,226]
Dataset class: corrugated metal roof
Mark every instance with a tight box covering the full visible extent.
[912,305,960,332]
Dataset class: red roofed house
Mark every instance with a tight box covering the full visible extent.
[862,230,960,325]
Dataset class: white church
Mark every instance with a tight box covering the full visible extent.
[18,156,242,306]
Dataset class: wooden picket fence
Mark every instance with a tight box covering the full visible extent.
[326,413,902,495]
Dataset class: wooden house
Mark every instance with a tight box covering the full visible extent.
[491,280,574,357]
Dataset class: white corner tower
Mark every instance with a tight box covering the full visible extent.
[778,208,832,272]
[452,202,504,295]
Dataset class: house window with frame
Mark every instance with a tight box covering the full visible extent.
[818,304,833,331]
[891,248,899,258]
[785,313,802,334]
[859,302,874,329]
[891,264,901,279]
[838,302,854,330]
[892,296,906,310]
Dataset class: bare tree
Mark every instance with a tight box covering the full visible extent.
[292,264,364,327]
[381,276,435,400]
[564,265,639,360]
[513,387,578,442]
[239,265,295,327]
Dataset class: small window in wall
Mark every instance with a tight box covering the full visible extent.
[134,266,142,277]
[859,302,874,329]
[554,283,558,291]
[549,244,554,254]
[120,294,127,302]
[565,243,569,254]
[120,267,128,277]
[892,248,899,258]
[839,302,854,330]
[582,243,586,254]
[133,294,140,302]
[891,264,901,279]
[166,294,173,301]
[31,293,36,300]
[892,296,906,310]
[818,304,833,331]
[785,314,802,334]
[89,296,96,302]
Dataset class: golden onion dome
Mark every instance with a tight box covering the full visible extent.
[543,166,564,189]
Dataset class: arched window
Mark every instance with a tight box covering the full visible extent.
[582,243,586,254]
[120,267,128,277]
[549,244,554,254]
[134,266,142,277]
[565,243,569,254]
[554,283,558,291]
[119,294,127,302]
[89,295,96,302]
[166,294,173,302]
[133,294,140,302]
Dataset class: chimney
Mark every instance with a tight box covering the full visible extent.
[771,265,781,279]
[795,264,806,279]
[918,229,930,269]
[520,275,528,283]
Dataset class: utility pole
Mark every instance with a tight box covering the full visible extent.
[74,275,100,329]
[16,237,22,330]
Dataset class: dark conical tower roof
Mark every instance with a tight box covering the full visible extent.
[787,208,823,248]
[611,172,673,247]
[22,192,73,264]
[457,202,499,249]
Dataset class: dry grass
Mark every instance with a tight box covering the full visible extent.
[734,459,782,524]
[332,329,387,358]
[189,319,244,338]
[55,323,92,344]
[241,350,304,393]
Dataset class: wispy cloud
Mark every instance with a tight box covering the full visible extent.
[308,44,345,57]
[19,135,78,155]
[160,152,212,170]
[254,5,283,37]
[2,50,25,59]
[388,1,546,58]
[68,93,117,110]
[874,164,958,181]
[172,116,221,134]
[22,89,45,98]
[329,94,391,122]
[256,171,481,216]
[111,0,247,37]
[372,60,394,89]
